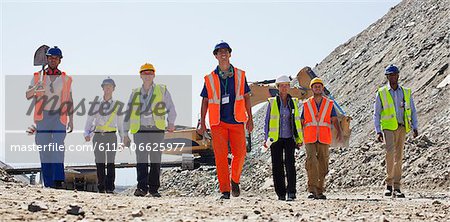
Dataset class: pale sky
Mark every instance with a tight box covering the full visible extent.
[1,0,402,165]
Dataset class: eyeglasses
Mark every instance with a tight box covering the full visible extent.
[140,70,155,75]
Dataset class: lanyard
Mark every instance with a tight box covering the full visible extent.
[220,78,228,95]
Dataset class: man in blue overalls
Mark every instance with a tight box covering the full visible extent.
[26,46,74,188]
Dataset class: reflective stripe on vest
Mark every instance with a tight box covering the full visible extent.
[303,96,333,145]
[204,67,248,126]
[33,72,72,125]
[267,97,303,144]
[129,85,167,134]
[95,101,119,132]
[378,86,412,133]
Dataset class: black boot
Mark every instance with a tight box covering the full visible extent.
[231,180,240,197]
[287,193,296,201]
[134,188,147,197]
[52,180,65,189]
[315,193,327,200]
[220,192,230,200]
[307,192,316,199]
[384,186,393,197]
[393,189,405,198]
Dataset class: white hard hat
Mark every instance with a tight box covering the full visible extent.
[275,75,290,84]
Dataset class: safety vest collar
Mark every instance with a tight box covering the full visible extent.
[140,83,155,95]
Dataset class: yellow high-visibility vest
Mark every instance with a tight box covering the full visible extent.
[130,84,167,134]
[378,86,412,133]
[268,97,303,144]
[95,101,119,132]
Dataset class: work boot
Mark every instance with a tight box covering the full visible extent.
[149,191,162,198]
[231,180,240,197]
[384,186,393,197]
[287,193,296,201]
[52,180,65,189]
[278,195,286,201]
[219,192,230,200]
[393,189,405,198]
[98,184,106,193]
[134,188,147,197]
[315,193,327,200]
[307,192,316,199]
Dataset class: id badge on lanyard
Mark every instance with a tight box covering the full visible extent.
[221,78,230,105]
[222,94,230,104]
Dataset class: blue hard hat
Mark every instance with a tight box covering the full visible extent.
[46,46,63,58]
[385,65,399,75]
[213,41,232,55]
[101,77,116,87]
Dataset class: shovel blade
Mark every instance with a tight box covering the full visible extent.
[33,45,50,66]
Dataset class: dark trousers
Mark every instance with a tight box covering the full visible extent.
[270,138,297,198]
[93,132,117,192]
[133,127,165,193]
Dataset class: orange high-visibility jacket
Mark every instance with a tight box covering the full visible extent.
[204,67,248,126]
[303,96,333,144]
[33,72,72,125]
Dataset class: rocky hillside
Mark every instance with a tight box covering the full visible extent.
[315,0,450,146]
[309,0,450,190]
[16,0,444,197]
[158,0,450,196]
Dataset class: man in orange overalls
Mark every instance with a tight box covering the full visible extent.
[198,41,253,200]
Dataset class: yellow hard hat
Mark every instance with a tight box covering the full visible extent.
[139,63,155,74]
[310,77,324,88]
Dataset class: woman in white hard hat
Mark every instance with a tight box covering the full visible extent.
[263,75,303,201]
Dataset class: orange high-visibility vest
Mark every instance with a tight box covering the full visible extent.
[204,67,248,126]
[303,96,333,144]
[33,72,72,125]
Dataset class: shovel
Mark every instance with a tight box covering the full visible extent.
[25,45,49,135]
[33,45,49,93]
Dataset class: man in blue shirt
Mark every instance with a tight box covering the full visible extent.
[198,41,253,200]
[373,65,419,198]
